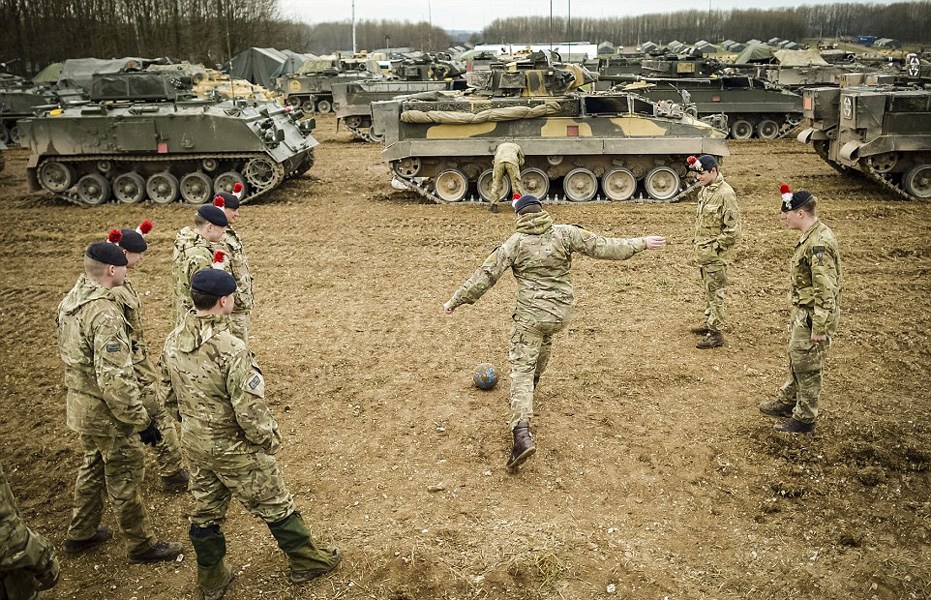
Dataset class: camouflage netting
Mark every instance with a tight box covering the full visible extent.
[193,69,273,100]
[400,101,561,124]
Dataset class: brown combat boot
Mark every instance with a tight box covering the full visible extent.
[129,540,183,563]
[690,326,712,336]
[774,418,816,434]
[161,468,190,492]
[63,526,112,554]
[759,398,795,419]
[506,421,536,472]
[696,331,724,349]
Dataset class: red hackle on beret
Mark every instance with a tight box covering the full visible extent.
[138,220,153,235]
[232,182,244,197]
[213,195,225,208]
[212,250,226,267]
[108,229,122,244]
[780,184,791,195]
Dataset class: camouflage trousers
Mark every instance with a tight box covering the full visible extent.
[699,262,728,332]
[508,317,565,430]
[490,162,523,205]
[67,433,157,556]
[229,311,251,345]
[188,451,296,527]
[777,307,832,423]
[139,386,184,477]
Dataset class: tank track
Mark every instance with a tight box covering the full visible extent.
[391,173,700,205]
[862,161,928,202]
[343,122,382,142]
[39,151,308,206]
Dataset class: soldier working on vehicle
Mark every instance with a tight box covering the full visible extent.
[488,141,525,213]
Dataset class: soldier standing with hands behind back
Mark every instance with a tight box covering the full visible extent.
[172,204,229,325]
[214,184,254,343]
[688,154,741,349]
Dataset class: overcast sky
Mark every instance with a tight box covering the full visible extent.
[278,0,875,33]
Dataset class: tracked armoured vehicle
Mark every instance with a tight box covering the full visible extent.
[0,74,59,145]
[277,58,381,113]
[372,53,729,204]
[19,71,317,205]
[333,54,467,141]
[798,74,931,201]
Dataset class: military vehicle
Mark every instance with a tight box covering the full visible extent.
[371,53,729,204]
[333,54,468,141]
[18,71,317,205]
[0,74,59,145]
[798,76,931,200]
[277,58,381,113]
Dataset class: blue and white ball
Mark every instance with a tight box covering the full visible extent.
[473,363,498,390]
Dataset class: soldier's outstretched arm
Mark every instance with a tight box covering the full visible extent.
[228,349,282,455]
[91,308,149,432]
[567,226,665,259]
[443,241,515,313]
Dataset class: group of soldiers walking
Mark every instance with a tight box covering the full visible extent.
[3,151,842,598]
[1,189,338,600]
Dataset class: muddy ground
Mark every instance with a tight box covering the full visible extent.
[0,115,929,600]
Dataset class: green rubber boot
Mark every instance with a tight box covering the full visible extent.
[267,512,340,583]
[189,524,234,600]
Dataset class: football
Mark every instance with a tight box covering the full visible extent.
[472,363,498,390]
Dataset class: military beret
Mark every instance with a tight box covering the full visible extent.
[512,194,542,213]
[779,184,815,212]
[687,154,718,172]
[118,229,147,253]
[191,269,237,297]
[197,205,228,227]
[86,241,128,266]
[214,192,239,210]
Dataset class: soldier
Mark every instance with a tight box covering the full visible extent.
[488,141,525,213]
[443,195,666,471]
[688,154,741,349]
[56,238,182,563]
[111,222,189,492]
[159,269,340,599]
[1,463,59,600]
[213,185,254,343]
[172,204,229,326]
[759,185,843,434]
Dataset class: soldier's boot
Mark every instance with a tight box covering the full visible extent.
[506,421,536,472]
[63,526,112,554]
[759,398,795,419]
[532,374,540,391]
[696,331,724,349]
[267,512,341,584]
[161,468,190,493]
[774,418,816,434]
[190,524,234,600]
[689,326,712,336]
[129,540,183,563]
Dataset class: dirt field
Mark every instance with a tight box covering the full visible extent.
[0,115,929,600]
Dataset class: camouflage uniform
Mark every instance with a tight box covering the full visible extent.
[216,227,254,343]
[693,172,740,333]
[159,313,337,592]
[111,277,183,478]
[489,142,525,204]
[776,220,842,424]
[1,464,59,600]
[446,210,647,429]
[56,275,158,557]
[172,226,228,326]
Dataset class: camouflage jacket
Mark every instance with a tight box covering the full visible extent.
[0,464,59,585]
[215,227,254,312]
[111,276,158,388]
[56,276,148,436]
[790,219,843,335]
[159,313,280,461]
[447,210,647,324]
[693,173,740,265]
[172,227,223,322]
[494,142,524,168]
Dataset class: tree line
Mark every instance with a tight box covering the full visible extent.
[1,1,927,78]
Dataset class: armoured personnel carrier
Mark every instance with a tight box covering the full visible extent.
[372,53,729,203]
[0,73,59,145]
[797,75,931,200]
[18,71,317,205]
[277,58,381,113]
[333,54,467,141]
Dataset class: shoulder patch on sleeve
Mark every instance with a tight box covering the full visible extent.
[106,342,120,352]
[813,245,825,264]
[248,375,261,390]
